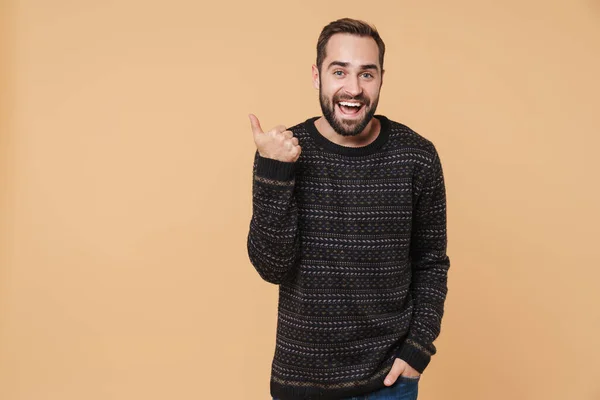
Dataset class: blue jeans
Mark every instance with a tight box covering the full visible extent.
[272,375,420,400]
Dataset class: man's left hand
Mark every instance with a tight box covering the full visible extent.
[383,358,421,386]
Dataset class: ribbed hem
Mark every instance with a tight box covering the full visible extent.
[271,379,387,400]
[270,363,393,400]
[395,342,431,374]
[269,354,399,400]
[256,154,296,181]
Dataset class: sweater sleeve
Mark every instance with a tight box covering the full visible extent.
[246,150,301,284]
[396,146,451,373]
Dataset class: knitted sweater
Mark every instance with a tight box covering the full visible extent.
[247,115,450,400]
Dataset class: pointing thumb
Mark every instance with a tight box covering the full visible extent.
[248,114,263,135]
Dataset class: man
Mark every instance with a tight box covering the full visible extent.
[247,18,450,400]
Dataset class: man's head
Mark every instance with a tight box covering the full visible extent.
[312,18,386,137]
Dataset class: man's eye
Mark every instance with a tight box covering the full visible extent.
[362,73,373,78]
[334,71,344,76]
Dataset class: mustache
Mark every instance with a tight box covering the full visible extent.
[334,95,369,104]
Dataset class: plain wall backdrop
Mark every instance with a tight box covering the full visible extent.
[1,0,599,399]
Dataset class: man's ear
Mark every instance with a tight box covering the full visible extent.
[311,64,319,90]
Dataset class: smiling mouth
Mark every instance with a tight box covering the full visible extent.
[337,101,364,116]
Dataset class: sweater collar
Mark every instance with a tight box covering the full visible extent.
[304,115,390,157]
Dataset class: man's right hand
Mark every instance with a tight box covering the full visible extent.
[249,114,302,162]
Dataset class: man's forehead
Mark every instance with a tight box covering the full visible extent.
[324,34,380,67]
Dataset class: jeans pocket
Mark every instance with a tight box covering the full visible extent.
[398,375,421,382]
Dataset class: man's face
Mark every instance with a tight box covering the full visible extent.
[313,33,384,137]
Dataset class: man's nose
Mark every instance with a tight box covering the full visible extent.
[344,76,362,97]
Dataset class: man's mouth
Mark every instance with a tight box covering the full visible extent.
[337,101,364,116]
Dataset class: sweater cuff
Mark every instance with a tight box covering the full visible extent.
[395,339,432,374]
[256,154,296,181]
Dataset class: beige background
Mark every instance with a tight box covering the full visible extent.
[1,0,600,399]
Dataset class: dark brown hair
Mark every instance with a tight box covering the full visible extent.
[316,18,386,73]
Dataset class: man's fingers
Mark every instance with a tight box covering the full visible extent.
[289,145,301,162]
[269,125,287,135]
[383,358,404,386]
[248,114,263,135]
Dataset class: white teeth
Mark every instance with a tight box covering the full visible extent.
[339,102,362,107]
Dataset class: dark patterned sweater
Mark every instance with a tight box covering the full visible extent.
[247,115,450,400]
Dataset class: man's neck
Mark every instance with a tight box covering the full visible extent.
[314,116,381,148]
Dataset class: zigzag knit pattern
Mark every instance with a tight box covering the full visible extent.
[247,115,450,400]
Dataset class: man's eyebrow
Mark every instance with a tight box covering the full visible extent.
[327,61,379,72]
[360,64,379,71]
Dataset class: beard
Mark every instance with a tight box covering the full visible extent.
[319,82,380,137]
